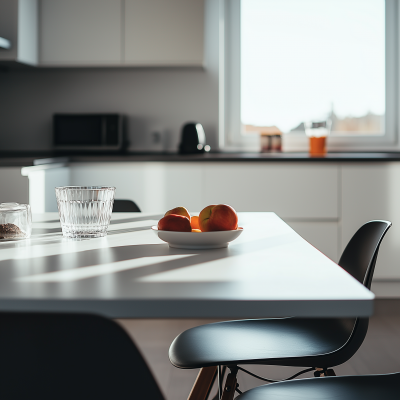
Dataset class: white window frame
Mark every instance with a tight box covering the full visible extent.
[221,0,399,151]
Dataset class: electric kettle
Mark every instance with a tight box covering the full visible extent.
[178,122,210,154]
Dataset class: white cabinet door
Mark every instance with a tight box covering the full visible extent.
[124,0,204,66]
[341,163,400,279]
[202,163,339,220]
[286,221,339,263]
[162,163,204,212]
[40,0,122,65]
[70,163,168,213]
[69,162,204,213]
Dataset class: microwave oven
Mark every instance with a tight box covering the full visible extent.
[53,114,123,151]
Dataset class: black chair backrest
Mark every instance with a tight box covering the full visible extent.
[113,199,141,212]
[338,220,391,290]
[317,220,391,368]
[0,313,165,400]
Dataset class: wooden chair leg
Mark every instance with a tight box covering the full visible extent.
[187,366,218,400]
[221,368,238,400]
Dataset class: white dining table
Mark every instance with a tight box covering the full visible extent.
[0,212,374,318]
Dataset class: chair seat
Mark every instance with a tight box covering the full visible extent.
[169,317,354,369]
[236,373,400,400]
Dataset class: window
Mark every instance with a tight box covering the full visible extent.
[223,0,398,150]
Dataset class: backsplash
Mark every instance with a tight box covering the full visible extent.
[0,67,218,153]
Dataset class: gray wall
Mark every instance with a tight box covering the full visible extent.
[0,67,218,152]
[0,0,219,153]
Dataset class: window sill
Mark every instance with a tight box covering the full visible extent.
[282,132,398,152]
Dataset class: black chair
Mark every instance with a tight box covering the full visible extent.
[0,312,165,400]
[169,220,391,400]
[113,199,141,212]
[236,373,400,399]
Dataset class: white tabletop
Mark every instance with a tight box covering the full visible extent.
[0,212,374,318]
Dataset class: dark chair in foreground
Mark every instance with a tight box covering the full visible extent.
[113,199,141,212]
[236,373,400,399]
[0,313,164,400]
[169,220,391,400]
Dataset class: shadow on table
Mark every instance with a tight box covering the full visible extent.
[0,232,296,283]
[37,215,163,225]
[30,215,163,236]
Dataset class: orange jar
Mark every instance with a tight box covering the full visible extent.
[309,136,327,156]
[304,120,331,156]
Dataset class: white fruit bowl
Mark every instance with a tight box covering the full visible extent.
[151,227,243,249]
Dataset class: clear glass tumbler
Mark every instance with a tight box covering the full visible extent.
[55,186,115,238]
[304,119,332,156]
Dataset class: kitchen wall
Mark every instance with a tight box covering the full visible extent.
[0,0,219,153]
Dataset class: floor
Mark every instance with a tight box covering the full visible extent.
[117,299,400,400]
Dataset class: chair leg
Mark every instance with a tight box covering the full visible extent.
[221,367,238,400]
[209,366,227,400]
[326,369,336,377]
[187,366,218,400]
[314,368,336,377]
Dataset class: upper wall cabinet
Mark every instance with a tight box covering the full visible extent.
[0,0,38,66]
[39,0,204,67]
[40,0,122,66]
[124,0,204,66]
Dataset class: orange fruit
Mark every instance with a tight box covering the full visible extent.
[191,216,200,230]
[191,229,201,233]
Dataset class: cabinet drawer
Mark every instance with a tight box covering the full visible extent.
[203,163,339,220]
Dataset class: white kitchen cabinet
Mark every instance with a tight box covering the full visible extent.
[21,164,69,213]
[69,163,167,213]
[341,163,400,279]
[124,0,204,66]
[202,163,339,219]
[68,161,338,220]
[40,0,122,66]
[163,163,204,211]
[39,0,204,67]
[65,162,339,262]
[22,161,340,264]
[0,0,38,66]
[69,162,205,213]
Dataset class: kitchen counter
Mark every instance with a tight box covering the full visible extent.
[0,156,44,167]
[3,151,400,167]
[65,152,400,163]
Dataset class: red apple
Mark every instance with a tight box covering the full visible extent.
[165,206,191,222]
[199,204,238,232]
[158,214,191,232]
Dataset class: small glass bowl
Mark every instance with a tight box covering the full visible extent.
[0,203,32,239]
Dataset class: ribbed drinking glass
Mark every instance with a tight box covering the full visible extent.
[55,186,115,238]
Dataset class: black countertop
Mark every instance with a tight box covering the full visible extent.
[65,152,400,163]
[2,152,400,167]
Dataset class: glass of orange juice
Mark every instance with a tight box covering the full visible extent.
[304,120,332,156]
